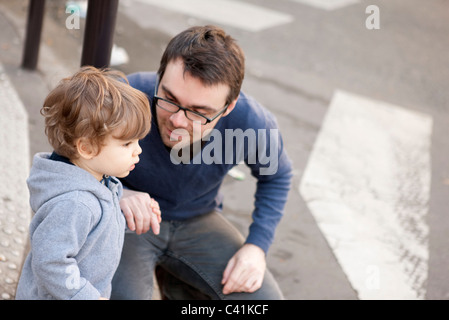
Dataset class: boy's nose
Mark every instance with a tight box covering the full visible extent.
[134,143,142,156]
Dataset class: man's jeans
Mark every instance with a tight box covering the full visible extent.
[111,211,283,300]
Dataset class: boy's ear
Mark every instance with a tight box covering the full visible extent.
[75,138,95,160]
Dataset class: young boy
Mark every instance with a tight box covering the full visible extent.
[16,66,158,300]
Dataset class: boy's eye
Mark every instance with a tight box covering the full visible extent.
[123,142,132,147]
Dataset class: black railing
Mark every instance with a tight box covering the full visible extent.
[21,0,45,70]
[21,0,119,70]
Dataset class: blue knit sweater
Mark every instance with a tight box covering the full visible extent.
[121,72,292,253]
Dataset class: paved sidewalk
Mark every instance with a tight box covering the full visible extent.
[0,63,30,300]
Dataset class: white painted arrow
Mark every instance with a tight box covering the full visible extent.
[300,90,432,299]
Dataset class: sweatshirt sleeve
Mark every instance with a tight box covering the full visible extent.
[30,198,101,300]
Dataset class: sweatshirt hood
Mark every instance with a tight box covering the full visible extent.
[27,153,122,212]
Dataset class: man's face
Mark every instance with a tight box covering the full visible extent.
[156,59,236,149]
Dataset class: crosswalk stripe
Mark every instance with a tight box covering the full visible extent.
[299,90,433,299]
[289,0,360,11]
[135,0,293,32]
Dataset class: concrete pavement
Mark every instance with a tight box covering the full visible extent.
[0,61,30,300]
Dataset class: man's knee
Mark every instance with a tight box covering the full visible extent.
[156,267,283,300]
[222,270,284,300]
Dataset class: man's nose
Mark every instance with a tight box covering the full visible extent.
[169,109,189,128]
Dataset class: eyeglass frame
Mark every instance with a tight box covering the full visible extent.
[153,77,229,125]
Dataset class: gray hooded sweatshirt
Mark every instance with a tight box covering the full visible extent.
[16,152,125,300]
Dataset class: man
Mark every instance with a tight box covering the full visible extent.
[111,25,292,300]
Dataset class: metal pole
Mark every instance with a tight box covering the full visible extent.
[21,0,46,70]
[80,0,119,68]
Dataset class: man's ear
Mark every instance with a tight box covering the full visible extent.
[222,96,239,117]
[75,138,95,160]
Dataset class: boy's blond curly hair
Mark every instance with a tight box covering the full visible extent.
[42,66,151,159]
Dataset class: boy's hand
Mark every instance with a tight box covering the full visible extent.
[120,189,161,235]
[150,198,162,223]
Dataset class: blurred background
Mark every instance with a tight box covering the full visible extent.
[0,0,448,300]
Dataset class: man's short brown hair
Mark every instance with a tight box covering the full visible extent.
[42,66,151,159]
[158,25,245,105]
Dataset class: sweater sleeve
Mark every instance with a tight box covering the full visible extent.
[235,97,293,254]
[245,130,293,253]
[30,198,101,300]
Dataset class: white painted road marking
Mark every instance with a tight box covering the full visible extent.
[135,0,293,32]
[300,90,433,299]
[290,0,360,11]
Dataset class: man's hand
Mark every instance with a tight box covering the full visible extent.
[120,189,161,235]
[221,244,266,295]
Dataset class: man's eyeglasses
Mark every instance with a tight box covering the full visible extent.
[153,96,229,125]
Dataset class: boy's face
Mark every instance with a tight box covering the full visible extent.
[78,133,142,181]
[156,58,237,150]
